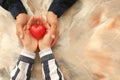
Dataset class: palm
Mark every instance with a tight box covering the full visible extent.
[22,30,38,52]
[39,32,51,49]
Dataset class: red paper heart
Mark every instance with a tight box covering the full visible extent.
[30,24,46,40]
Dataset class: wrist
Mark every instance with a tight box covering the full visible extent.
[21,49,36,59]
[24,47,36,53]
[47,11,57,18]
[39,46,51,51]
[16,13,27,19]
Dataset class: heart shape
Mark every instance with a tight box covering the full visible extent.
[30,24,46,40]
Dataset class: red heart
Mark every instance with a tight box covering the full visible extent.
[30,24,46,40]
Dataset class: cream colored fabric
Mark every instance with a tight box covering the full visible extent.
[0,0,120,80]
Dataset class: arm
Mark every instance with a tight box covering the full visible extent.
[47,0,77,46]
[39,48,64,80]
[28,16,64,80]
[10,50,35,80]
[0,0,29,45]
[48,0,77,18]
[0,0,27,18]
[10,21,38,80]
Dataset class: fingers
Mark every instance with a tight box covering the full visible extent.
[24,29,30,39]
[16,25,24,46]
[51,26,56,39]
[27,16,40,29]
[46,26,57,46]
[24,25,33,38]
[21,27,32,46]
[27,16,35,29]
[50,25,59,47]
[51,31,59,47]
[37,16,50,29]
[37,16,45,24]
[16,25,24,39]
[27,16,50,30]
[51,36,58,47]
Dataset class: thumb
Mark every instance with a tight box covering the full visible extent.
[27,16,35,29]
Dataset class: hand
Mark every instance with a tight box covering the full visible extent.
[34,16,55,50]
[21,26,38,53]
[39,26,55,50]
[27,16,54,50]
[47,11,59,47]
[16,13,29,45]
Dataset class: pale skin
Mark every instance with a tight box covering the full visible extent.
[21,16,55,52]
[16,13,30,45]
[47,11,59,47]
[21,28,38,52]
[16,11,58,47]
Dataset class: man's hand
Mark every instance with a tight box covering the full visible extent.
[16,13,29,45]
[47,11,59,47]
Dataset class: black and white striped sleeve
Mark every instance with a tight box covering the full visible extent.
[10,49,35,80]
[39,48,64,80]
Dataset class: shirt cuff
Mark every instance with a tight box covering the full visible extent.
[21,49,35,59]
[39,48,55,63]
[39,48,53,58]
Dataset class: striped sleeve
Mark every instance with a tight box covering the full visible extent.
[10,49,35,80]
[39,48,64,80]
